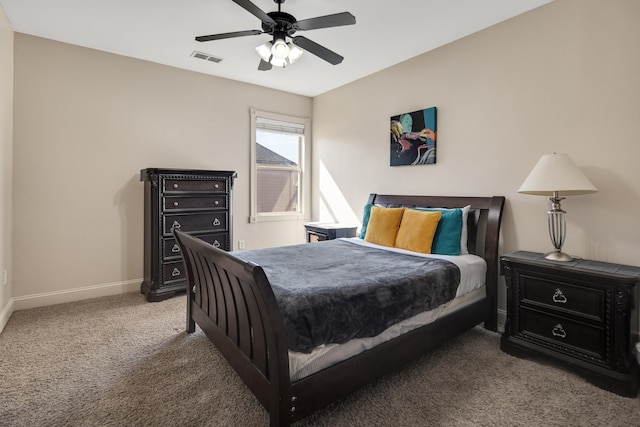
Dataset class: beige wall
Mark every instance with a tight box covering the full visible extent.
[0,4,13,329]
[12,34,312,306]
[313,0,639,264]
[312,0,640,320]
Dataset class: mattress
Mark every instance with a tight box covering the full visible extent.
[288,238,487,381]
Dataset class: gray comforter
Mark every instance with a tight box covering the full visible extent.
[235,239,461,353]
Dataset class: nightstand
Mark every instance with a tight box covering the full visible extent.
[501,251,639,397]
[304,222,357,243]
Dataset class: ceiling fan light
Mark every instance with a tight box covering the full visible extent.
[255,42,272,62]
[288,44,303,64]
[270,56,287,68]
[271,38,290,59]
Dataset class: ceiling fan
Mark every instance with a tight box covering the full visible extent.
[196,0,356,71]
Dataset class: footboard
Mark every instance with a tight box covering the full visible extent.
[173,229,292,426]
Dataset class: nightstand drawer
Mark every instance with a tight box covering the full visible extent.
[520,308,605,360]
[521,275,604,321]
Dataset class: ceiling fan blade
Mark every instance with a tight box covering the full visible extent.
[291,36,344,65]
[295,12,356,31]
[196,29,262,42]
[232,0,277,26]
[258,59,273,71]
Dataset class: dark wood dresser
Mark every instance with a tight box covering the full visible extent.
[501,251,639,397]
[140,168,236,302]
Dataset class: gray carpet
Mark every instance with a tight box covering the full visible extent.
[1,292,638,427]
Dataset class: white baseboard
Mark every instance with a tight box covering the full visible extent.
[0,297,15,335]
[1,280,138,335]
[497,308,506,333]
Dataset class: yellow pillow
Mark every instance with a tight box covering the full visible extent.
[364,206,405,247]
[394,209,442,254]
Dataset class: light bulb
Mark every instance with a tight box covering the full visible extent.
[271,39,290,59]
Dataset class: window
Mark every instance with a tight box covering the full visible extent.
[250,109,310,223]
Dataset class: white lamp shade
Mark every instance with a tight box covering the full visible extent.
[270,56,287,68]
[518,153,598,196]
[255,42,272,61]
[288,44,304,64]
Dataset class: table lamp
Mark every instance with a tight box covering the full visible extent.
[518,153,598,261]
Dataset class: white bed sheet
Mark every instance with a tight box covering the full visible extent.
[288,238,487,381]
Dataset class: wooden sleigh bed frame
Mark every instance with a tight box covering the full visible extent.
[174,194,505,426]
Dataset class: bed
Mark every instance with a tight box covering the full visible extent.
[174,193,505,426]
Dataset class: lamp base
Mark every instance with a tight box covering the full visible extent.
[544,250,574,262]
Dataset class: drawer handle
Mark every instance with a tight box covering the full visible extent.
[172,220,181,229]
[173,183,179,189]
[213,240,221,248]
[214,200,220,206]
[213,218,221,226]
[171,268,181,277]
[552,324,566,339]
[173,201,179,207]
[171,244,180,253]
[214,183,220,189]
[552,289,567,304]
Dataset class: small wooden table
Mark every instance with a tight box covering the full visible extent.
[501,251,640,397]
[304,222,357,243]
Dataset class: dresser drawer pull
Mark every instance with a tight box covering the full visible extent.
[173,183,179,189]
[213,218,221,226]
[171,244,180,253]
[552,324,566,339]
[213,240,221,248]
[214,183,220,189]
[171,268,181,277]
[552,289,567,304]
[214,200,220,206]
[172,221,181,229]
[173,201,179,207]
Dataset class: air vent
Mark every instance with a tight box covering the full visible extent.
[191,51,223,63]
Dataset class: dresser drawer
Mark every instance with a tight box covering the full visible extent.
[163,233,230,259]
[162,260,186,284]
[163,213,227,236]
[520,307,605,360]
[521,274,604,321]
[163,178,227,193]
[163,195,227,211]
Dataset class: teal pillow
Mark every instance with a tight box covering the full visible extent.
[358,204,373,239]
[414,208,463,255]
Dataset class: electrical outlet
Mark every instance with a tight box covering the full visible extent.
[238,240,245,250]
[3,270,7,286]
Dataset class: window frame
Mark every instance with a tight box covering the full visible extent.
[250,108,311,223]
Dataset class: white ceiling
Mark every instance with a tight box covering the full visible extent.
[1,0,552,97]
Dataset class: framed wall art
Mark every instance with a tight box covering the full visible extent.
[390,106,437,166]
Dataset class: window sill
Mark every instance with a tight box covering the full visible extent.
[249,213,306,223]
